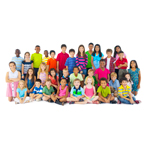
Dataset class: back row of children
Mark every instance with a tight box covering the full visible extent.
[6,43,141,105]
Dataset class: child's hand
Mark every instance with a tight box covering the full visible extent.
[20,98,23,104]
[80,71,83,74]
[137,84,140,89]
[22,76,24,79]
[130,99,135,104]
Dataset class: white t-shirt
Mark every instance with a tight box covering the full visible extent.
[106,58,111,70]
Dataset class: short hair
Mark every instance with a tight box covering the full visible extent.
[106,49,113,53]
[73,78,81,83]
[69,49,75,53]
[99,77,108,84]
[88,42,94,46]
[44,50,48,53]
[35,79,42,83]
[73,66,79,70]
[45,79,51,83]
[60,78,67,83]
[85,76,94,85]
[63,68,68,72]
[15,49,21,53]
[35,45,40,48]
[118,51,124,54]
[111,72,117,77]
[61,44,67,48]
[120,77,128,83]
[88,69,94,74]
[9,61,16,66]
[50,50,56,55]
[100,59,106,62]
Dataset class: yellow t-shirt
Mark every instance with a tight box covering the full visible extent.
[42,56,49,64]
[118,85,131,97]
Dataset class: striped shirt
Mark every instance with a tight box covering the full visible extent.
[76,54,88,71]
[22,60,33,74]
[39,72,47,84]
[65,57,76,74]
[12,56,24,71]
[33,85,43,94]
[42,57,49,64]
[118,85,131,98]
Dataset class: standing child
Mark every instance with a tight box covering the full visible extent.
[128,60,141,96]
[76,45,88,79]
[65,49,76,74]
[67,79,87,104]
[42,50,49,64]
[116,51,128,81]
[12,49,24,72]
[25,68,36,96]
[31,45,42,78]
[84,76,99,104]
[56,44,69,77]
[15,80,30,104]
[22,52,33,80]
[6,61,21,102]
[95,59,110,87]
[37,62,48,87]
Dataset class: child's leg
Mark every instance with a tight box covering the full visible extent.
[75,99,87,104]
[14,98,20,104]
[109,96,115,101]
[51,95,57,102]
[98,97,106,103]
[35,94,43,101]
[59,98,67,102]
[67,97,78,102]
[42,96,50,101]
[92,96,99,102]
[24,97,31,103]
[30,93,34,101]
[8,97,13,102]
[134,91,138,96]
[118,97,131,104]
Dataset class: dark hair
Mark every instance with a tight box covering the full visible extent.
[99,77,108,83]
[9,61,16,66]
[44,50,48,53]
[73,66,79,70]
[35,79,42,83]
[113,45,121,58]
[49,68,57,80]
[130,60,138,68]
[35,45,40,48]
[60,78,67,83]
[124,73,132,83]
[120,77,127,83]
[15,49,21,54]
[25,68,35,83]
[77,45,86,59]
[100,59,106,63]
[118,51,124,54]
[61,44,67,48]
[50,50,56,55]
[88,42,94,46]
[24,52,30,62]
[69,49,75,53]
[106,49,112,53]
[92,44,102,57]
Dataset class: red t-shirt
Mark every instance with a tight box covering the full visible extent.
[116,58,128,69]
[56,52,69,70]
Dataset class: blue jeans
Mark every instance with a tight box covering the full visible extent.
[118,96,136,104]
[80,69,87,76]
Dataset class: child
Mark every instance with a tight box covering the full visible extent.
[37,62,48,87]
[91,44,104,71]
[128,60,141,96]
[42,79,55,101]
[22,52,33,80]
[31,45,42,78]
[47,50,57,72]
[67,79,87,104]
[65,49,76,74]
[48,68,59,93]
[115,51,128,81]
[70,66,84,88]
[12,49,24,72]
[105,49,116,74]
[118,77,140,104]
[42,50,49,64]
[97,78,116,103]
[15,80,31,104]
[56,44,69,77]
[30,79,43,101]
[25,68,36,96]
[84,76,99,104]
[124,73,133,90]
[6,61,21,102]
[95,59,110,87]
[76,45,88,79]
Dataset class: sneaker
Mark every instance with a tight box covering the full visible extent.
[117,100,121,104]
[110,100,117,104]
[135,100,141,104]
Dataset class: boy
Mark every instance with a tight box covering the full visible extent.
[67,79,87,104]
[118,77,140,104]
[30,79,43,101]
[56,44,69,77]
[42,50,49,64]
[105,49,116,74]
[65,49,76,74]
[31,45,42,78]
[116,51,128,81]
[47,50,57,72]
[42,79,54,101]
[12,49,24,72]
[97,78,116,103]
[70,66,84,88]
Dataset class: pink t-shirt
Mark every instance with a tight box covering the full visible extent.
[115,53,126,69]
[95,68,110,86]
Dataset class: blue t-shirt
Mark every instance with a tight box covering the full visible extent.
[12,56,24,71]
[17,88,27,98]
[109,79,120,90]
[65,57,76,74]
[91,53,104,61]
[70,86,84,97]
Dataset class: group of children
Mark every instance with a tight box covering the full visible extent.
[5,43,141,105]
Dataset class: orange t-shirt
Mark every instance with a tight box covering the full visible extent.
[47,58,57,72]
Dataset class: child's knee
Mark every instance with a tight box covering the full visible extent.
[8,97,13,102]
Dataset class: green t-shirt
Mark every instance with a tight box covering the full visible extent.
[31,53,42,68]
[86,51,93,68]
[85,76,97,86]
[97,86,111,98]
[70,73,83,88]
[42,86,54,95]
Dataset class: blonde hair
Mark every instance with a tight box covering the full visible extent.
[38,62,48,76]
[85,76,94,85]
[45,79,52,83]
[88,69,94,74]
[73,78,80,84]
[63,68,68,72]
[17,80,26,89]
[111,72,117,77]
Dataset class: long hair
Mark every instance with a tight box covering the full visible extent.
[25,68,35,83]
[17,80,26,89]
[113,45,121,58]
[38,62,48,76]
[24,52,30,62]
[124,72,132,83]
[130,60,138,68]
[49,68,57,80]
[92,44,102,57]
[85,76,94,86]
[77,45,86,59]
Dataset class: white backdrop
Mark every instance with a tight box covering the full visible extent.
[0,0,146,146]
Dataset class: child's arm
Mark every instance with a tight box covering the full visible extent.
[137,70,141,89]
[56,86,60,96]
[10,72,21,82]
[70,94,78,100]
[29,76,36,92]
[81,81,84,88]
[22,91,27,103]
[119,94,130,101]
[21,64,24,79]
[66,66,68,70]
[95,74,99,83]
[57,61,59,73]
[5,72,13,83]
[107,74,110,82]
[98,92,107,102]
[43,93,50,97]
[83,86,88,97]
[47,65,50,72]
[93,86,97,96]
[76,57,82,71]
[91,56,96,70]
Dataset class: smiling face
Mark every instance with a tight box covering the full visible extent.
[60,79,67,86]
[88,71,94,77]
[116,47,121,53]
[121,80,127,88]
[44,50,48,57]
[74,80,80,88]
[125,74,130,81]
[25,53,30,60]
[79,46,84,54]
[61,47,67,53]
[118,53,124,59]
[100,80,107,88]
[46,81,51,86]
[69,51,75,58]
[87,78,92,84]
[131,61,136,68]
[50,52,55,58]
[107,51,112,57]
[63,70,69,77]
[100,61,105,68]
[89,44,93,51]
[95,46,99,53]
[35,47,40,53]
[41,64,46,71]
[9,63,16,70]
[19,81,25,89]
[35,81,41,88]
[28,69,33,76]
[50,70,56,77]
[73,68,79,75]
[111,76,116,82]
[15,49,20,57]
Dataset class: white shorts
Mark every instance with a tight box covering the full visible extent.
[14,97,31,103]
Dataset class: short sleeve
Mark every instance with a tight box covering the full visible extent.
[22,61,24,64]
[116,80,120,87]
[42,87,46,93]
[97,86,101,93]
[51,87,54,93]
[16,88,20,93]
[24,88,27,92]
[118,87,122,94]
[56,54,60,61]
[70,87,74,94]
[81,88,84,95]
[108,87,111,94]
[31,54,33,61]
[65,58,69,66]
[109,80,112,86]
[94,69,99,74]
[31,60,33,63]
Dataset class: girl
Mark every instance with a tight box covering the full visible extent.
[37,62,48,87]
[15,80,31,104]
[91,44,104,72]
[22,52,33,80]
[25,68,36,96]
[49,68,59,94]
[6,61,21,102]
[124,73,133,90]
[113,45,126,79]
[84,76,99,104]
[128,60,141,96]
[76,45,88,79]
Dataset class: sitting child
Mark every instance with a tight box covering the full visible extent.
[67,79,87,104]
[30,79,43,101]
[84,76,99,104]
[15,80,31,104]
[97,78,116,103]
